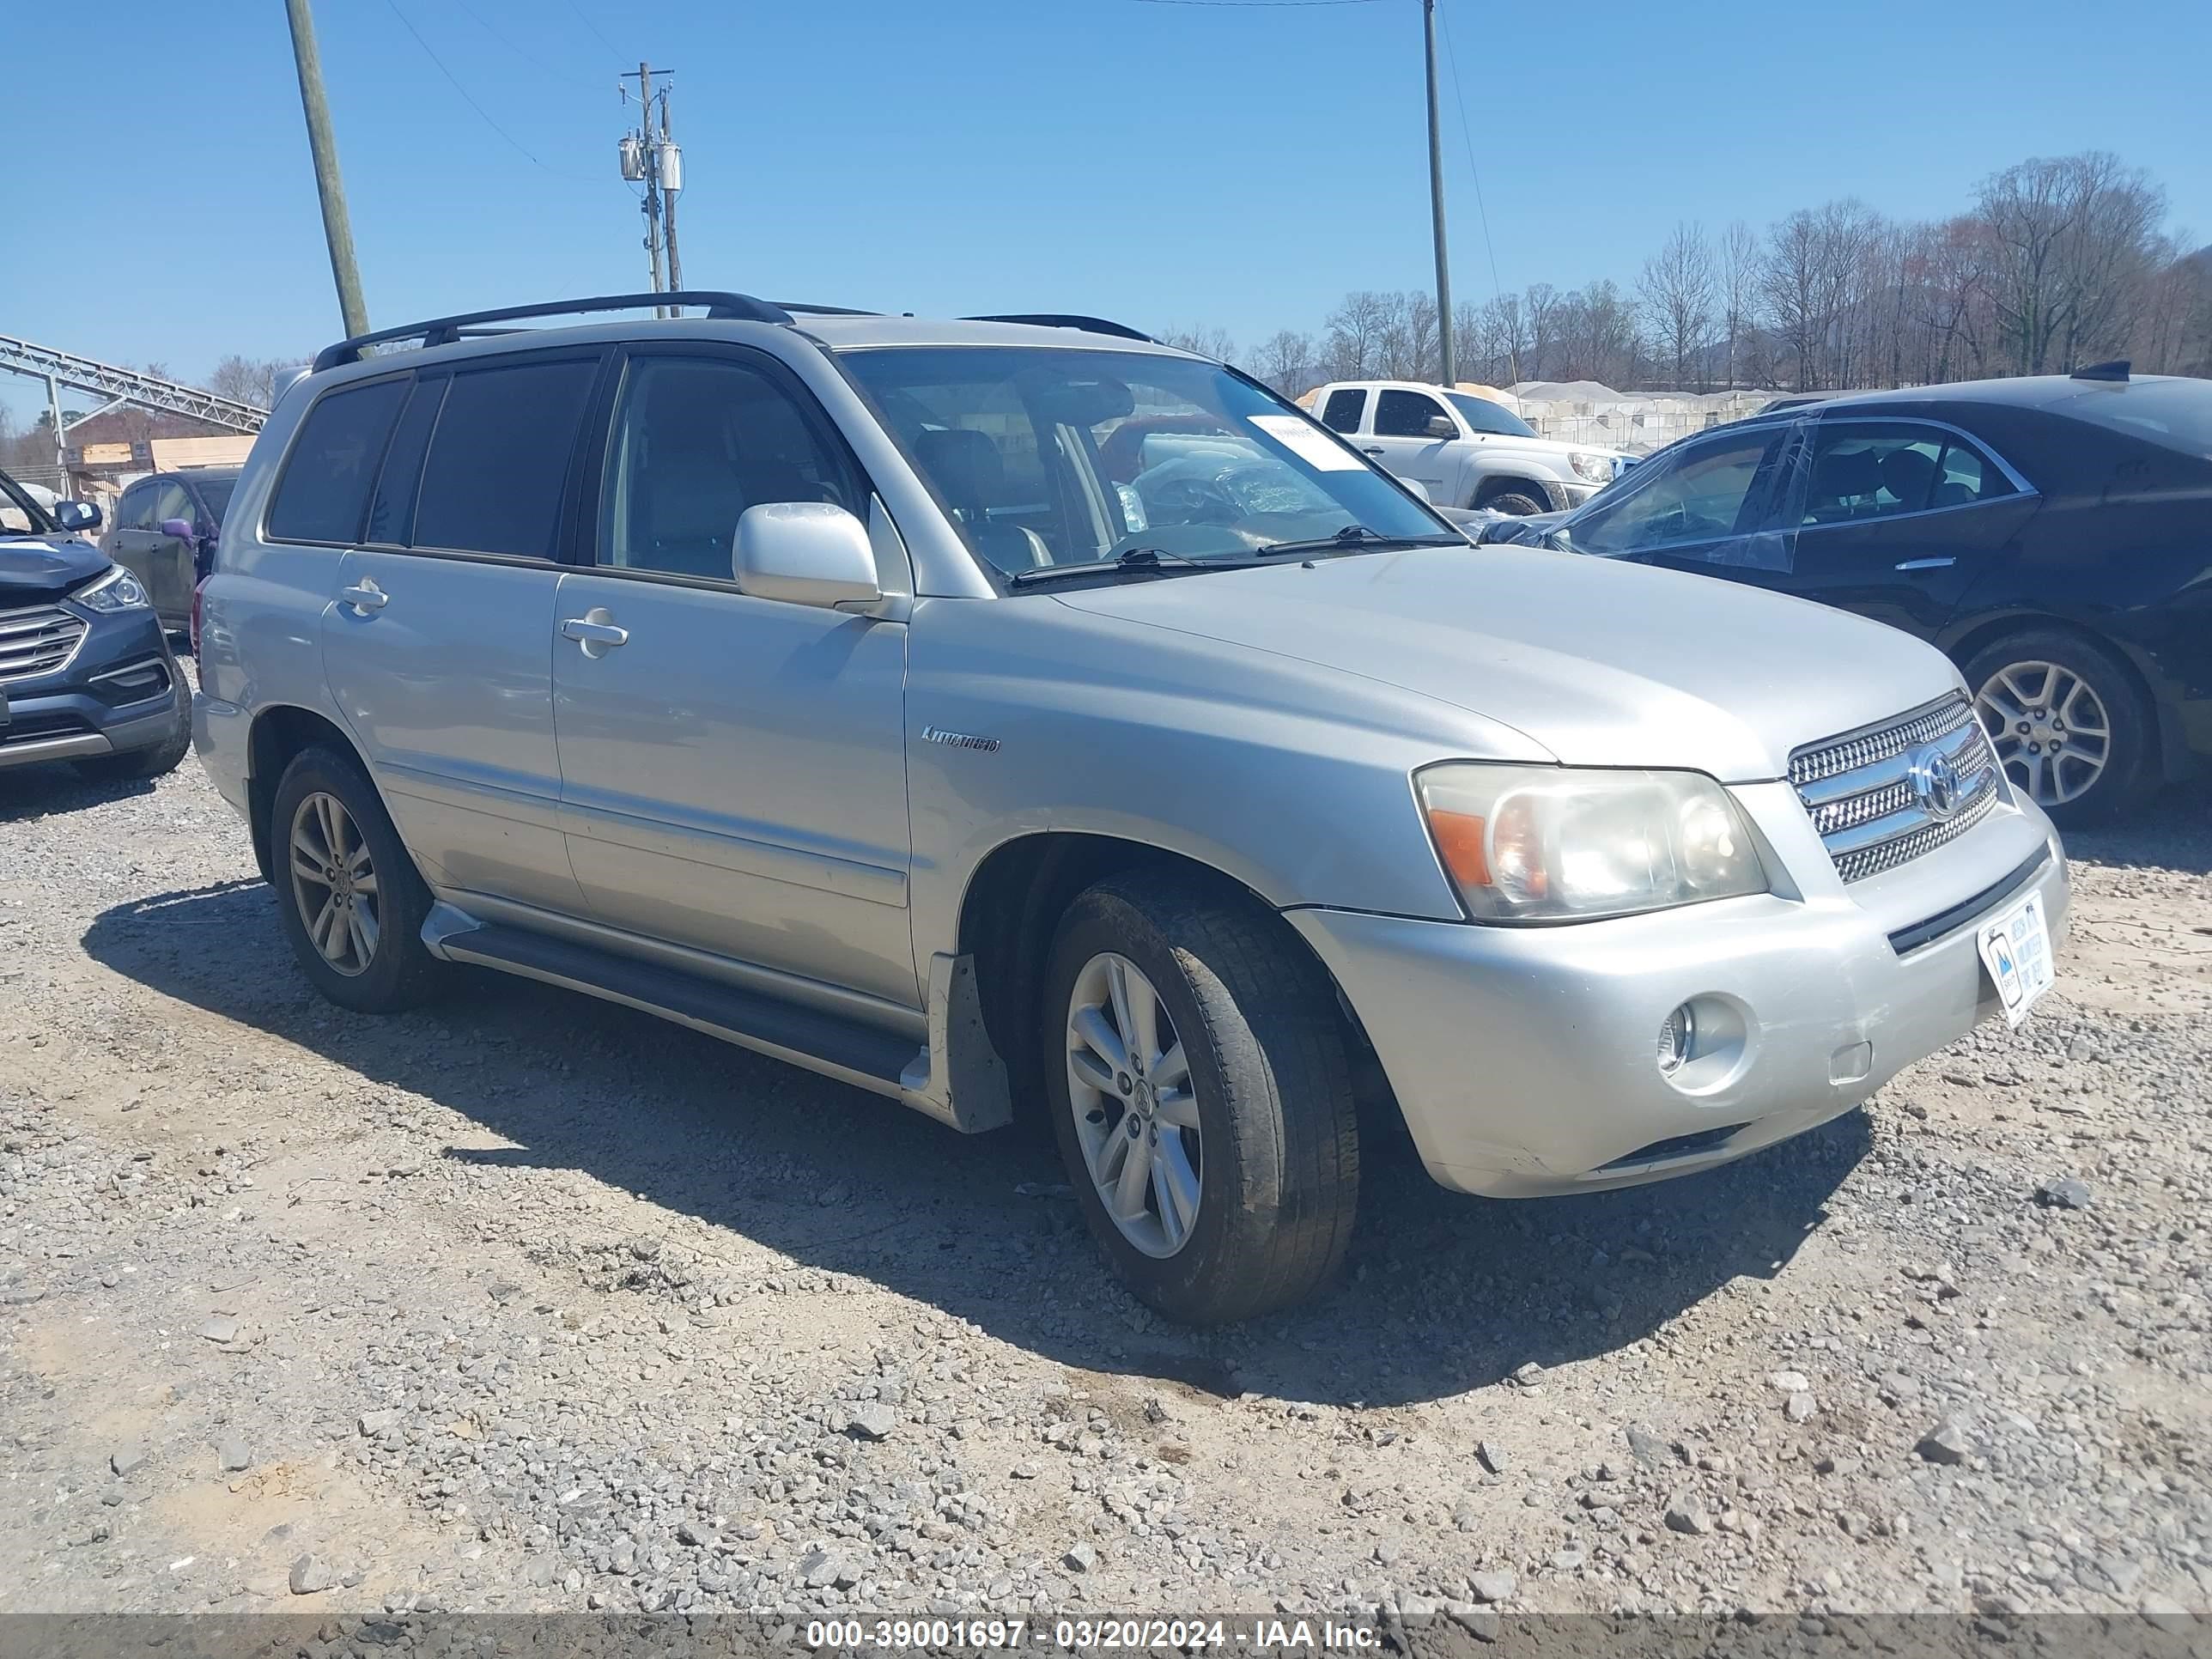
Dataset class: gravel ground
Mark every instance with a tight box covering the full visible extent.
[3,706,2208,1629]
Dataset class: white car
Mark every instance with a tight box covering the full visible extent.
[1311,380,1632,515]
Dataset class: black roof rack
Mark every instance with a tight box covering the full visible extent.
[2070,359,2130,382]
[775,301,882,317]
[310,291,794,372]
[962,313,1158,344]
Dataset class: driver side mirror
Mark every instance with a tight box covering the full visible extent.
[733,502,882,610]
[1425,415,1458,439]
[159,517,196,541]
[53,499,101,532]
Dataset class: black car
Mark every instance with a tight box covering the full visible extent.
[100,466,239,633]
[1482,368,2212,823]
[0,465,192,782]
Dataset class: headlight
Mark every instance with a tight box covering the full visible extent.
[1417,763,1767,922]
[72,564,150,614]
[1570,452,1614,483]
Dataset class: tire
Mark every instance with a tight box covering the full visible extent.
[270,745,447,1014]
[72,672,190,782]
[1480,490,1547,517]
[1042,870,1359,1325]
[1964,629,2156,827]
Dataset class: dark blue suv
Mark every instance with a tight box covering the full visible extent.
[0,465,191,781]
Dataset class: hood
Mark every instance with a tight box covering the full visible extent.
[0,535,110,599]
[1050,544,1961,782]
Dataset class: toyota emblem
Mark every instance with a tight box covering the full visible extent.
[1907,744,1960,820]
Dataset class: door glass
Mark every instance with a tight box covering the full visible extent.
[1567,432,1779,557]
[364,377,447,547]
[413,359,599,558]
[191,477,236,526]
[111,483,150,531]
[149,481,192,534]
[1801,423,1951,522]
[1373,389,1449,438]
[267,378,409,544]
[599,357,860,580]
[1321,389,1367,433]
[1933,440,2012,506]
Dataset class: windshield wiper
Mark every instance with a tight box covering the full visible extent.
[1255,526,1465,558]
[1006,548,1261,588]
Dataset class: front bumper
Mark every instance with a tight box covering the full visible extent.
[0,604,179,771]
[1291,797,2069,1197]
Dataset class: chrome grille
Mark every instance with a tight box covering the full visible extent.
[0,602,88,684]
[1790,694,2003,883]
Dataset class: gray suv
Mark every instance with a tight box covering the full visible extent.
[195,293,2069,1322]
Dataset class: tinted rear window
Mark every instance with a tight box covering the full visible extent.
[2063,379,2212,459]
[412,358,599,558]
[266,379,408,543]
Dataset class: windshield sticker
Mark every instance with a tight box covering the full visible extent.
[1249,415,1363,471]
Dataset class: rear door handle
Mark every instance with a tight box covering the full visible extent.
[339,580,387,614]
[1894,557,1956,571]
[1361,447,1385,458]
[560,611,629,659]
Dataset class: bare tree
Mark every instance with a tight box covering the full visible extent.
[1155,325,1237,362]
[1719,221,1758,388]
[1322,292,1395,381]
[1254,330,1319,397]
[1638,222,1716,390]
[208,355,302,408]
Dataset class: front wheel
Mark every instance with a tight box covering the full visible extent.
[1042,871,1359,1325]
[72,673,190,782]
[1966,629,2154,825]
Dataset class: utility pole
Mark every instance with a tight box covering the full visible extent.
[659,92,684,302]
[619,65,678,319]
[283,0,370,338]
[1422,0,1455,386]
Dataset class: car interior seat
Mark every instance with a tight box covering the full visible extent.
[1876,446,1939,513]
[914,428,1052,574]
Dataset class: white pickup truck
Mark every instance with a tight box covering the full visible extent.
[1310,380,1632,515]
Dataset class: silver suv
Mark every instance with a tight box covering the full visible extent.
[194,293,2068,1323]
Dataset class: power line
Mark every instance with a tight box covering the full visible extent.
[563,0,628,62]
[379,0,596,182]
[1436,0,1512,372]
[450,0,604,92]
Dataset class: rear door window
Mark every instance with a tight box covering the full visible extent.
[1321,389,1367,433]
[411,357,599,559]
[266,377,408,544]
[1798,422,2013,523]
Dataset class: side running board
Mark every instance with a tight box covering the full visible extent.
[420,907,1011,1133]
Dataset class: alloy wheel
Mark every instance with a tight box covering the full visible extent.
[289,791,380,977]
[1974,659,2112,809]
[1065,952,1202,1259]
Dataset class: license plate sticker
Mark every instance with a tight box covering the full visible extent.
[1978,890,2054,1028]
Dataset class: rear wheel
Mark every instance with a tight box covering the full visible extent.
[270,747,447,1013]
[1480,489,1547,517]
[1966,629,2154,825]
[1042,871,1359,1325]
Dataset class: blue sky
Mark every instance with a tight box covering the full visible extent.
[3,0,2208,424]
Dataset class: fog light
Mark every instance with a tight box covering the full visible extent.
[1656,1003,1695,1075]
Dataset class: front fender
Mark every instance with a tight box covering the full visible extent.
[902,595,1550,963]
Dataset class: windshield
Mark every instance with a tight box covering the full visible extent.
[1445,392,1535,438]
[193,477,238,524]
[838,347,1449,578]
[0,468,55,536]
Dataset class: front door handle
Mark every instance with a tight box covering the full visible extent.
[1894,556,1956,571]
[560,609,629,659]
[1362,447,1385,458]
[339,580,388,614]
